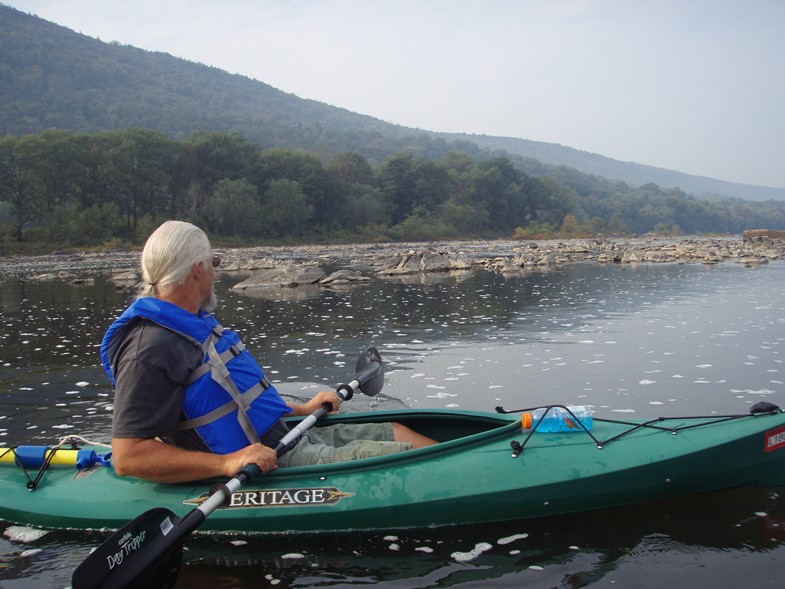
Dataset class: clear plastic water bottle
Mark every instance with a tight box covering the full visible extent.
[521,405,594,433]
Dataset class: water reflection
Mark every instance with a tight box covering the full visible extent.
[2,484,785,588]
[153,485,785,589]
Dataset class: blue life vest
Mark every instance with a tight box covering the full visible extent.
[101,297,291,454]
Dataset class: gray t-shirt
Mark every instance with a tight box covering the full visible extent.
[110,319,289,451]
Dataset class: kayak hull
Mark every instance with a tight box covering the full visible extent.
[2,409,785,534]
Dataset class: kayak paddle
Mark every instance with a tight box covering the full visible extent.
[71,346,384,589]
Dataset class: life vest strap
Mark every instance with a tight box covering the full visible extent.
[187,341,246,385]
[177,378,271,433]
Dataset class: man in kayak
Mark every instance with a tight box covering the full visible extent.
[101,220,436,483]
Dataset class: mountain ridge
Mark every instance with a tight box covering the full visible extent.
[447,133,785,201]
[1,4,782,202]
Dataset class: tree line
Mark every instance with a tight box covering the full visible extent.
[1,128,784,252]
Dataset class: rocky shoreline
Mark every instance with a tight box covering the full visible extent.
[2,235,784,292]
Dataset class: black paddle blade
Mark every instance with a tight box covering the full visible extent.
[355,346,384,397]
[72,507,183,589]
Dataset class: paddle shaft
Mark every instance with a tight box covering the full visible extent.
[273,382,357,455]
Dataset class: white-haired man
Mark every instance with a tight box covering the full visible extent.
[101,220,435,483]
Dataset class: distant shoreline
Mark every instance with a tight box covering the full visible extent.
[2,235,784,281]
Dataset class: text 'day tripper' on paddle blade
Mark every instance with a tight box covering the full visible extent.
[71,507,183,589]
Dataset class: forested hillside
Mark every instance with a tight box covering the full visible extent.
[0,5,435,163]
[1,5,783,201]
[1,5,785,252]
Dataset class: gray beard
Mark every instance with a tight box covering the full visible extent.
[201,290,218,314]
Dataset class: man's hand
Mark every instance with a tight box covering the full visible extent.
[288,391,342,416]
[223,443,278,478]
[310,391,342,412]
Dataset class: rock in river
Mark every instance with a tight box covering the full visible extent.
[232,264,326,290]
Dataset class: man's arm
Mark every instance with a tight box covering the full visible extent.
[287,391,342,417]
[112,437,277,483]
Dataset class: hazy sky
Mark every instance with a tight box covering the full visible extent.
[6,0,784,188]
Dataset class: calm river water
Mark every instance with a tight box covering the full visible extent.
[1,255,784,588]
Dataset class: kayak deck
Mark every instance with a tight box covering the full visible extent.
[1,407,785,534]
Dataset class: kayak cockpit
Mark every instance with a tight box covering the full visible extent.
[268,408,520,476]
[293,408,520,443]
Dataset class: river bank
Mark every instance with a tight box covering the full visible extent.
[1,235,784,284]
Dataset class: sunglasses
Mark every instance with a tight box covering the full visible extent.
[211,255,221,268]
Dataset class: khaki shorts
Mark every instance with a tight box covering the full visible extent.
[277,422,412,467]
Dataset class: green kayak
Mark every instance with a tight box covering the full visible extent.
[2,406,785,534]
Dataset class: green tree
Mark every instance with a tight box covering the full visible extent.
[412,159,452,211]
[533,176,575,226]
[23,130,91,243]
[390,212,453,241]
[203,178,262,238]
[327,152,374,186]
[256,149,340,229]
[561,213,581,236]
[0,135,45,241]
[73,132,116,211]
[182,132,260,186]
[260,179,314,238]
[433,200,486,234]
[175,132,261,219]
[105,129,174,236]
[21,130,84,213]
[71,202,124,245]
[375,152,417,224]
[327,152,388,231]
[441,151,474,201]
[464,158,530,231]
[607,212,630,235]
[341,184,390,231]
